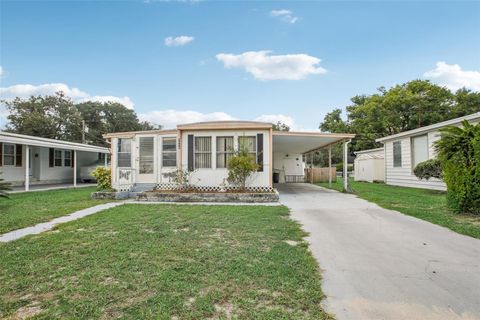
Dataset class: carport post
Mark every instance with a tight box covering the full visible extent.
[25,145,29,192]
[343,139,351,192]
[73,150,77,188]
[328,145,332,188]
[310,152,314,183]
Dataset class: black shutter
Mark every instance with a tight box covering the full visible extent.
[0,143,2,167]
[49,148,54,167]
[187,135,194,171]
[257,133,263,172]
[15,144,23,167]
[71,150,75,168]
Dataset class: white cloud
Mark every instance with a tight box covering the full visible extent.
[0,66,4,77]
[0,83,135,109]
[424,61,480,91]
[164,36,194,47]
[270,9,298,24]
[254,114,296,128]
[139,109,236,129]
[216,50,327,81]
[81,96,135,109]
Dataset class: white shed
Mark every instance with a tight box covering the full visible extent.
[354,148,385,182]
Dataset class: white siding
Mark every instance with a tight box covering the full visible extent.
[354,150,384,183]
[385,136,445,190]
[181,129,271,187]
[273,152,304,183]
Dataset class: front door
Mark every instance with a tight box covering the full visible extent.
[136,135,156,183]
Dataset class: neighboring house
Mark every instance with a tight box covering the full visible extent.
[0,132,109,191]
[354,148,384,183]
[376,112,480,191]
[103,121,354,191]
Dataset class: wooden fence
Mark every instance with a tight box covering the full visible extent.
[304,167,337,183]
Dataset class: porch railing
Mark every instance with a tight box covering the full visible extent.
[117,168,135,191]
[285,175,306,183]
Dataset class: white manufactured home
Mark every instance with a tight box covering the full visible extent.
[376,112,480,191]
[104,121,355,191]
[0,132,109,191]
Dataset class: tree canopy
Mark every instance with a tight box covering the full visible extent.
[2,91,160,146]
[319,80,480,151]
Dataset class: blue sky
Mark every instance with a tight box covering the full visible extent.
[1,0,479,130]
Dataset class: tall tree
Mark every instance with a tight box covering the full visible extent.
[272,121,290,132]
[3,92,82,141]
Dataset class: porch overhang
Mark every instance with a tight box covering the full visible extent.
[0,132,109,153]
[272,131,355,154]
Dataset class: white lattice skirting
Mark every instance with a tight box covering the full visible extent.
[154,183,275,193]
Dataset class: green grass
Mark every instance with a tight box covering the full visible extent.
[317,179,480,239]
[0,187,111,234]
[0,204,331,319]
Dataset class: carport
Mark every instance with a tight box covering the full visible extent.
[271,131,355,190]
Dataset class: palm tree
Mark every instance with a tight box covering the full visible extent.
[435,120,480,214]
[0,172,12,198]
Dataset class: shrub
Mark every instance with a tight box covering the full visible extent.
[0,171,12,198]
[414,159,442,180]
[91,167,113,191]
[336,163,353,173]
[164,168,195,191]
[227,143,259,190]
[435,120,480,215]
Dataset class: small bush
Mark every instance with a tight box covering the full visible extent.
[336,163,353,172]
[414,159,442,180]
[227,143,259,190]
[91,167,113,191]
[164,169,195,191]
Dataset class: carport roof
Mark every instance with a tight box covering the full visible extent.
[272,131,355,154]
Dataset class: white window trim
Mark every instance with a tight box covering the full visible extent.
[2,143,16,167]
[117,138,132,168]
[162,137,177,168]
[194,136,212,169]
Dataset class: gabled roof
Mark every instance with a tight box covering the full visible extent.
[0,131,109,153]
[354,147,384,155]
[376,112,480,143]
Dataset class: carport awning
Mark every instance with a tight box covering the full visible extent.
[272,131,355,154]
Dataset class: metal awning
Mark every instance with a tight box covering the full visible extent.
[272,131,355,154]
[0,131,109,153]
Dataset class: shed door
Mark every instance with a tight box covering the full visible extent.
[136,135,156,183]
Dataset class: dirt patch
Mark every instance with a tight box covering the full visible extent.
[10,303,43,320]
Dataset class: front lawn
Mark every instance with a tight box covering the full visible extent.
[317,179,480,239]
[0,204,331,319]
[0,187,111,234]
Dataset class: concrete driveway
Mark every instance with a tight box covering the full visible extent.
[277,183,480,320]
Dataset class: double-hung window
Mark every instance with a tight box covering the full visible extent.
[54,150,63,167]
[393,141,402,168]
[117,138,132,167]
[194,137,212,169]
[3,144,15,166]
[162,137,177,167]
[238,136,256,163]
[216,136,234,168]
[64,151,72,167]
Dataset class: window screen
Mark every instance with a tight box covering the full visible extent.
[54,150,63,167]
[139,137,154,174]
[238,136,256,163]
[162,137,177,167]
[393,141,402,168]
[117,138,132,167]
[411,135,429,168]
[3,144,15,166]
[194,137,212,169]
[216,136,234,168]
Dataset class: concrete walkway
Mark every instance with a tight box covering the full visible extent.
[277,183,480,320]
[0,202,125,242]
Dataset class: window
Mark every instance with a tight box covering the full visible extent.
[64,150,72,167]
[162,137,177,167]
[238,136,256,162]
[54,150,63,167]
[216,136,234,168]
[117,138,132,167]
[3,144,15,166]
[194,137,212,168]
[393,141,402,167]
[411,135,429,169]
[139,137,154,174]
